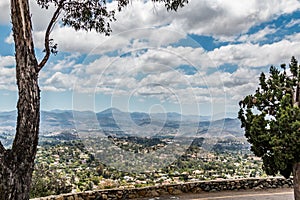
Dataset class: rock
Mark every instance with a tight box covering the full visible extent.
[157,189,169,196]
[137,189,147,197]
[101,193,108,200]
[167,186,174,194]
[146,190,159,197]
[181,185,189,193]
[31,177,293,200]
[203,186,210,191]
[190,187,199,193]
[116,191,123,199]
[66,196,74,200]
[172,189,182,195]
[128,193,137,199]
[55,196,64,200]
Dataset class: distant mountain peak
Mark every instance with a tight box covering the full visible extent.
[48,109,72,114]
[99,107,124,115]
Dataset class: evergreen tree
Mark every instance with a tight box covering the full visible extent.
[238,57,300,200]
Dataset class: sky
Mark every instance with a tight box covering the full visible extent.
[1,0,300,117]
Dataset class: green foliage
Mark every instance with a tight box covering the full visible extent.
[238,57,300,178]
[30,163,72,198]
[36,0,189,35]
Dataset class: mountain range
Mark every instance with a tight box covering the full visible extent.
[0,108,243,137]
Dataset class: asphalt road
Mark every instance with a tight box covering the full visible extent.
[136,188,294,200]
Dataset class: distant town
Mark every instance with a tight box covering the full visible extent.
[0,109,269,198]
[30,133,266,198]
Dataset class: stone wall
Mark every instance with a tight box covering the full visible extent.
[31,177,293,200]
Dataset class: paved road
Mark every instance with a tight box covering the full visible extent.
[136,188,294,200]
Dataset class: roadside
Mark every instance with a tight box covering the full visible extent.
[134,188,294,200]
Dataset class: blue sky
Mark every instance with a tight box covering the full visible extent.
[0,0,300,117]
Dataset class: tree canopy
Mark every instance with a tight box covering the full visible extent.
[36,0,188,69]
[238,57,300,178]
[0,0,189,199]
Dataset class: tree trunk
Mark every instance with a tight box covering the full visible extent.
[294,163,300,200]
[0,0,40,199]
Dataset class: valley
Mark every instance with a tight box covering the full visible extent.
[0,108,267,198]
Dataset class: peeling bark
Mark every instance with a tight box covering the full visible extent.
[0,0,40,199]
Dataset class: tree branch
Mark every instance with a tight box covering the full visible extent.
[37,2,63,72]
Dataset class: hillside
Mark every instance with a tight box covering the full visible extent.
[0,108,244,148]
